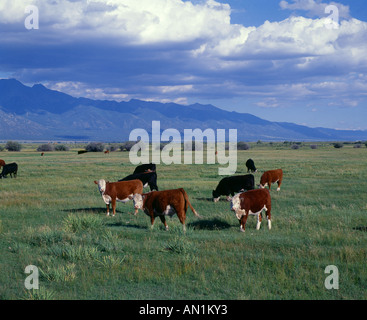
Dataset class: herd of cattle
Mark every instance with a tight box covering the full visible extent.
[0,156,283,232]
[93,160,283,233]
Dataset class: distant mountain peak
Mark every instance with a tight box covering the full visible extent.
[0,78,366,141]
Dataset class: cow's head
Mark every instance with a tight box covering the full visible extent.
[230,194,244,220]
[94,179,106,194]
[212,190,220,202]
[132,193,145,210]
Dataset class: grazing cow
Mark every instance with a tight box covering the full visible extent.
[41,152,45,156]
[132,188,200,231]
[245,159,257,173]
[104,150,110,154]
[94,179,143,216]
[259,169,283,191]
[78,150,88,155]
[212,174,255,202]
[0,162,18,179]
[119,171,158,191]
[230,188,272,232]
[0,159,5,168]
[133,163,156,174]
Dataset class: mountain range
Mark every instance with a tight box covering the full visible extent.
[0,78,366,142]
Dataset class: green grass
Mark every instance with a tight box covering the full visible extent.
[0,144,366,300]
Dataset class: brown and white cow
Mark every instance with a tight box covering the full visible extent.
[259,169,283,191]
[230,188,272,232]
[94,179,143,216]
[132,188,200,231]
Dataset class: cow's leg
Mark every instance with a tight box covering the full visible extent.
[106,204,110,216]
[177,212,186,232]
[111,198,117,217]
[159,215,169,231]
[239,214,248,232]
[277,179,282,191]
[256,212,262,230]
[266,208,272,230]
[149,211,155,229]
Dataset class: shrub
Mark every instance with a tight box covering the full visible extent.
[37,144,54,152]
[333,142,343,149]
[5,141,22,151]
[310,144,318,149]
[85,142,104,152]
[291,144,299,150]
[353,144,362,149]
[0,145,4,151]
[55,144,69,151]
[237,142,250,150]
[120,141,136,151]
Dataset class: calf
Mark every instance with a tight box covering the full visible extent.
[259,169,283,191]
[0,162,18,179]
[119,171,158,191]
[230,188,272,232]
[212,174,254,202]
[245,159,257,173]
[94,179,143,216]
[0,159,5,168]
[132,188,200,231]
[133,163,156,174]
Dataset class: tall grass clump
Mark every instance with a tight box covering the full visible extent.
[39,263,77,283]
[63,214,104,233]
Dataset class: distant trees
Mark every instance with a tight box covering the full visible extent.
[5,141,22,152]
[37,144,54,152]
[54,144,69,151]
[86,142,104,152]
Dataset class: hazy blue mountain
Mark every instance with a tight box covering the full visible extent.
[0,79,366,141]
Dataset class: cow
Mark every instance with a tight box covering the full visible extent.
[104,150,110,154]
[259,169,283,191]
[212,174,255,202]
[94,179,143,216]
[133,163,156,174]
[132,188,200,232]
[119,171,158,191]
[245,159,257,173]
[230,188,272,232]
[78,150,88,155]
[41,153,45,156]
[0,159,5,168]
[0,162,18,179]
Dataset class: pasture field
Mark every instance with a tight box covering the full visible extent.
[0,143,366,300]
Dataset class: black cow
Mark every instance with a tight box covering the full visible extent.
[119,171,158,191]
[246,159,257,173]
[212,174,254,202]
[133,163,156,174]
[0,162,18,179]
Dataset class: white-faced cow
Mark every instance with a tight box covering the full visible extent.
[132,188,200,232]
[259,169,283,191]
[245,159,257,173]
[0,162,18,179]
[119,171,158,191]
[94,179,143,216]
[230,188,272,232]
[212,174,254,202]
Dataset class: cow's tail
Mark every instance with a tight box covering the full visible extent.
[179,188,201,218]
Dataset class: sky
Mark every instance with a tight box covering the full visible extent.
[1,0,367,130]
